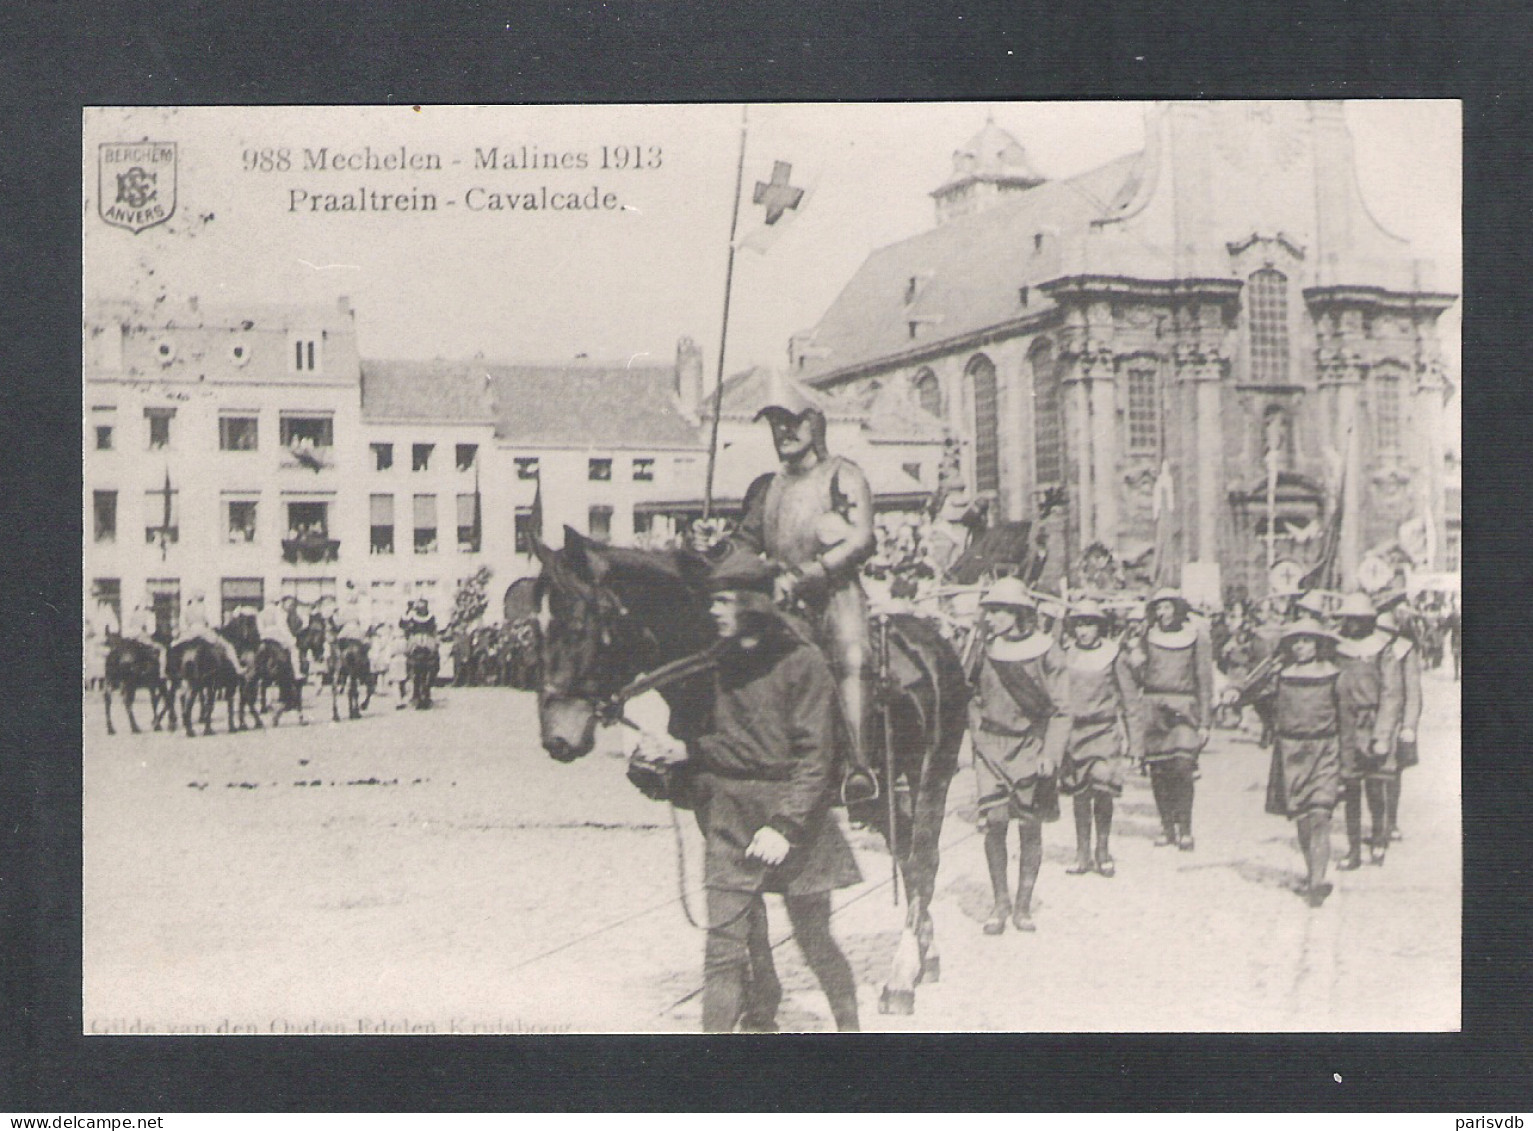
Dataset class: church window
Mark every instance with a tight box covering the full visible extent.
[912,368,941,417]
[1031,342,1062,487]
[1248,269,1290,384]
[1126,367,1161,455]
[1373,371,1402,459]
[967,355,999,496]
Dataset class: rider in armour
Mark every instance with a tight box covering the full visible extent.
[171,590,247,675]
[736,373,879,805]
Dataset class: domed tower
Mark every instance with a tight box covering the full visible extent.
[930,113,1046,226]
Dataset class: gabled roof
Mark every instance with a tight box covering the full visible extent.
[798,152,1143,383]
[488,362,705,448]
[361,359,497,424]
[931,118,1045,197]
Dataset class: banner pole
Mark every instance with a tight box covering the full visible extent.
[702,105,749,523]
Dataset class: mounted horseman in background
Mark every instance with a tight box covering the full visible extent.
[400,597,440,709]
[734,373,879,806]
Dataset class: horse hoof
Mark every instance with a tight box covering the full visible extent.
[878,987,916,1016]
[920,956,941,984]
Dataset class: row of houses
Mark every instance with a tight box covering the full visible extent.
[83,300,946,637]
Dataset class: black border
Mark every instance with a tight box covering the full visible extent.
[4,0,1529,1112]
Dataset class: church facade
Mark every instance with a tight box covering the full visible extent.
[792,102,1457,599]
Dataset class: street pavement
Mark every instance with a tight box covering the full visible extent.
[83,668,1460,1034]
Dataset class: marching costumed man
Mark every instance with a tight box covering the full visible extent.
[966,578,1069,934]
[1057,600,1140,878]
[1227,617,1344,907]
[678,548,864,1032]
[736,373,879,806]
[1334,591,1395,869]
[1374,605,1423,846]
[1127,588,1214,851]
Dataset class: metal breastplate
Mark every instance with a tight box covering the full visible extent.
[761,459,841,567]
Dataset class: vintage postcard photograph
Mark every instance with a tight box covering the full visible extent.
[82,101,1460,1035]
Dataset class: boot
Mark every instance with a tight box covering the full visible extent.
[1175,766,1196,851]
[838,666,880,806]
[1013,820,1042,931]
[1365,778,1389,865]
[982,824,1010,935]
[1066,794,1094,874]
[1304,811,1333,907]
[1149,767,1176,846]
[1093,794,1115,877]
[1339,781,1363,870]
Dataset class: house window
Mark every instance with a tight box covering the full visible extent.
[515,507,537,554]
[371,442,394,471]
[632,458,655,482]
[1126,367,1161,455]
[219,415,259,451]
[221,578,264,622]
[1031,342,1062,487]
[967,355,999,496]
[1445,525,1461,572]
[95,425,113,451]
[1248,268,1291,385]
[286,501,329,539]
[633,511,654,538]
[226,500,258,544]
[147,579,181,642]
[91,578,122,627]
[457,493,480,553]
[93,490,117,544]
[588,458,612,482]
[280,414,334,468]
[414,494,438,554]
[516,457,540,480]
[412,443,434,472]
[143,486,179,545]
[456,444,478,472]
[912,368,942,417]
[370,494,395,555]
[1373,372,1402,459]
[588,505,613,542]
[145,407,174,450]
[290,335,322,373]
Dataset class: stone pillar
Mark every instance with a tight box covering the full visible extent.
[1172,335,1229,594]
[1316,345,1366,589]
[1413,355,1451,571]
[1084,343,1120,554]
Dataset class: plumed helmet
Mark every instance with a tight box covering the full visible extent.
[1066,599,1108,624]
[706,544,778,596]
[1338,591,1377,620]
[980,576,1035,610]
[1280,616,1339,645]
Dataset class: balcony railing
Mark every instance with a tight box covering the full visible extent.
[282,536,340,564]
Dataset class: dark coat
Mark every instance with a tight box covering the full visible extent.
[682,622,862,896]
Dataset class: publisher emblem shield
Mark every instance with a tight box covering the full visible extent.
[99,142,177,233]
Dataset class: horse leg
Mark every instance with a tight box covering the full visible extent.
[103,683,116,736]
[184,685,198,737]
[124,685,141,734]
[331,667,341,722]
[879,777,950,1015]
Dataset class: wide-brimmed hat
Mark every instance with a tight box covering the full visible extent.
[980,576,1035,610]
[1147,587,1188,614]
[1066,599,1108,624]
[1294,590,1330,616]
[1337,591,1377,620]
[1280,616,1339,645]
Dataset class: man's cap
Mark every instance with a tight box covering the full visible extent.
[980,577,1035,610]
[1281,616,1340,645]
[1338,591,1377,620]
[753,370,826,422]
[706,545,778,595]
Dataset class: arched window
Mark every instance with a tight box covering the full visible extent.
[1031,341,1062,487]
[911,368,942,417]
[1248,268,1290,384]
[1126,366,1161,455]
[967,355,1000,496]
[1372,370,1402,459]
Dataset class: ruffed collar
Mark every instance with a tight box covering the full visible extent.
[1147,625,1198,650]
[1281,659,1338,680]
[1064,638,1119,673]
[1336,631,1392,660]
[989,633,1054,663]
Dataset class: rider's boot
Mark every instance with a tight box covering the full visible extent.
[837,665,880,806]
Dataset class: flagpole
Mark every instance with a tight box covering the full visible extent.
[702,105,750,523]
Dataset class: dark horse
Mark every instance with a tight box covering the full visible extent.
[407,642,438,709]
[329,631,373,721]
[169,634,247,737]
[251,640,306,726]
[102,636,167,735]
[532,528,968,1015]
